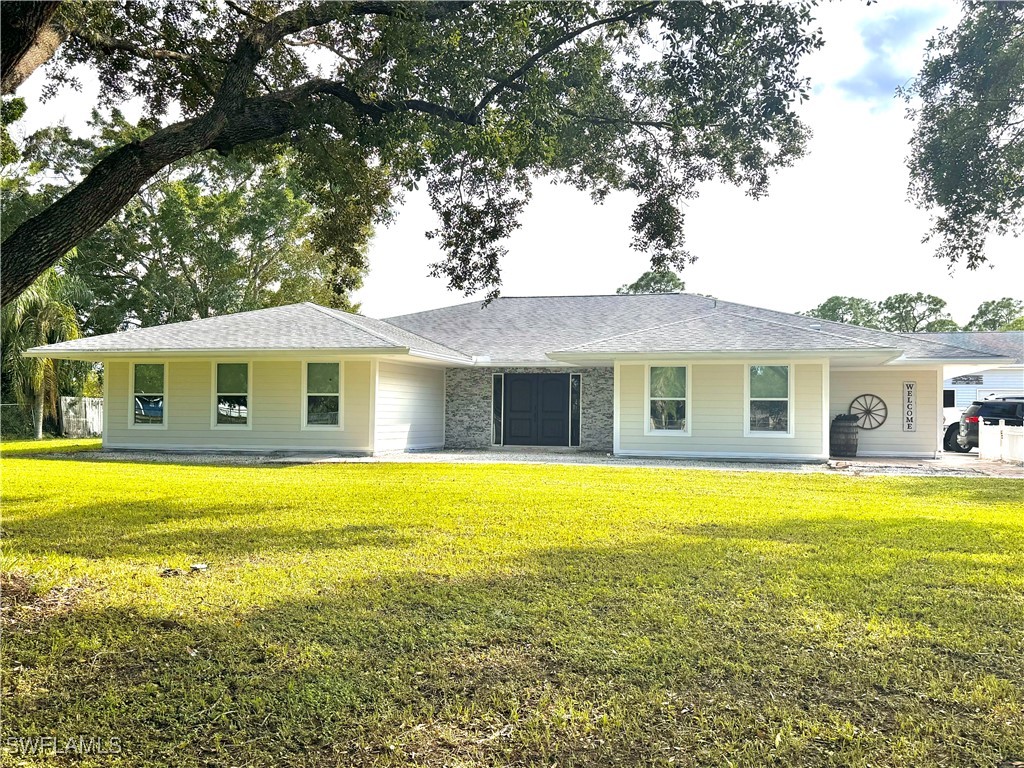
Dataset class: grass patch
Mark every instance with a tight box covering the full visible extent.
[1,457,1022,767]
[0,437,102,457]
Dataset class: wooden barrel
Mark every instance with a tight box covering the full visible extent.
[830,414,860,458]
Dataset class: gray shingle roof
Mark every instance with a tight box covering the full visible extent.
[555,309,898,354]
[387,294,1004,363]
[30,294,1009,366]
[27,303,471,361]
[909,331,1024,364]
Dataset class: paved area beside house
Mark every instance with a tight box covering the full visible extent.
[60,447,1024,478]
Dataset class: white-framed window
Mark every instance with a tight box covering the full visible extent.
[744,364,794,437]
[212,362,251,429]
[302,361,342,429]
[645,364,691,435]
[130,362,167,428]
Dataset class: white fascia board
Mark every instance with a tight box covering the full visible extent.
[472,359,578,368]
[547,349,900,364]
[885,355,1014,367]
[405,349,475,366]
[22,346,408,361]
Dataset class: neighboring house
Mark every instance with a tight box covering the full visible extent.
[909,331,1024,410]
[28,294,1008,460]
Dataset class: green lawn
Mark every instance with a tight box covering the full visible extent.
[0,437,102,457]
[2,452,1022,767]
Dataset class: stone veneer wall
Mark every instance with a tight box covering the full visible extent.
[444,367,614,451]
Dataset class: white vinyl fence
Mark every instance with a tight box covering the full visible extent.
[60,396,103,437]
[978,420,1024,465]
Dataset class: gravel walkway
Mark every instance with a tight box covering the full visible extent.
[50,447,1024,478]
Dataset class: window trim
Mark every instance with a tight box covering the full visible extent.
[129,360,168,430]
[743,363,795,439]
[491,373,504,446]
[301,360,344,430]
[644,363,692,436]
[569,372,582,447]
[210,361,253,431]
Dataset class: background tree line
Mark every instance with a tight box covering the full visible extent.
[802,294,1024,333]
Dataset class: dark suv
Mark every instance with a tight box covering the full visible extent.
[952,397,1024,452]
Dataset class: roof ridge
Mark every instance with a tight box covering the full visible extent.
[904,330,1020,359]
[708,298,993,356]
[302,303,405,349]
[386,292,710,320]
[714,309,896,350]
[310,302,473,359]
[556,308,718,351]
[886,329,1006,357]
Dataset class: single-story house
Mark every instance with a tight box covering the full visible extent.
[909,331,1024,411]
[28,294,1010,460]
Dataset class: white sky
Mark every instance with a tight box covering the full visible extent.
[16,1,1022,324]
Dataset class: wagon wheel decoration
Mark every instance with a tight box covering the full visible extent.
[849,394,887,430]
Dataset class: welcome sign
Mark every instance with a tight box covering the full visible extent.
[903,381,917,432]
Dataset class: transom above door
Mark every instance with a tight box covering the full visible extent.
[492,373,581,447]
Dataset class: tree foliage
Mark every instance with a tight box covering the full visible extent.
[616,269,684,295]
[878,293,958,333]
[11,111,361,334]
[0,265,88,438]
[903,2,1023,269]
[0,0,824,305]
[965,297,1024,331]
[800,296,881,329]
[803,293,1022,333]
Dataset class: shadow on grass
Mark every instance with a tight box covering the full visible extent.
[3,495,411,559]
[4,535,1022,768]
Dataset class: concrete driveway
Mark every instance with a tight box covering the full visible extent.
[272,448,1023,478]
[52,445,1024,478]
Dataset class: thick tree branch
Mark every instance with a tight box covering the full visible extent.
[1,1,65,94]
[0,0,475,306]
[71,29,192,63]
[207,79,477,154]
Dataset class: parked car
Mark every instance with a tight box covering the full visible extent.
[941,406,963,452]
[950,397,1024,453]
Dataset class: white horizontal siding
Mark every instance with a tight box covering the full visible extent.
[104,359,372,451]
[374,362,444,451]
[945,367,1024,410]
[830,368,939,456]
[618,362,824,458]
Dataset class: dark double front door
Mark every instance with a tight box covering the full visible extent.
[503,373,569,446]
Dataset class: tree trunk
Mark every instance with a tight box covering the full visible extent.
[1,1,64,94]
[32,393,44,440]
[0,117,220,306]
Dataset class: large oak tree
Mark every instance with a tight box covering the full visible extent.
[1,0,823,306]
[904,1,1023,269]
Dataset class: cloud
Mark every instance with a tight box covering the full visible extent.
[837,7,943,102]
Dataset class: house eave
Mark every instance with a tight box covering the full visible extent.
[546,348,905,364]
[887,355,1015,367]
[22,346,411,361]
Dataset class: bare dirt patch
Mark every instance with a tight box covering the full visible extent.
[1,571,91,628]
